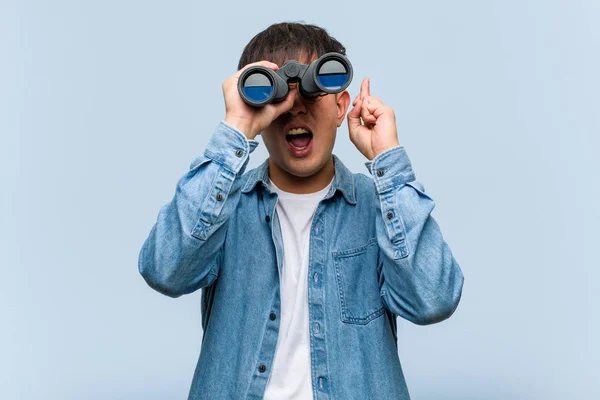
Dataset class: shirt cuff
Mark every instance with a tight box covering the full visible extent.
[365,145,416,193]
[203,121,260,175]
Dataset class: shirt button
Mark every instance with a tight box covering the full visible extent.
[376,169,385,177]
[387,211,394,219]
[269,313,276,321]
[314,322,320,334]
[313,272,318,283]
[216,193,223,201]
[258,364,266,373]
[235,149,244,157]
[265,215,271,223]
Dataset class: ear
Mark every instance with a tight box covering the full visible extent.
[335,90,351,127]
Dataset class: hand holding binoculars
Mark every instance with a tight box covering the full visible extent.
[237,52,353,107]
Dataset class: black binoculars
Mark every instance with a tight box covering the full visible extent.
[237,52,353,107]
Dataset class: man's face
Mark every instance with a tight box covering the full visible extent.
[259,56,351,181]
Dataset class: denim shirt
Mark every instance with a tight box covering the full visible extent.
[138,121,465,400]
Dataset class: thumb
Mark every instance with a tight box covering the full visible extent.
[270,89,297,119]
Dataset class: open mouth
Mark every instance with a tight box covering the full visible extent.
[286,127,313,149]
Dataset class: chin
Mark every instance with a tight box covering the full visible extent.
[283,163,317,178]
[284,156,327,178]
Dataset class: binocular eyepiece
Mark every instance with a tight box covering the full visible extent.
[237,52,353,107]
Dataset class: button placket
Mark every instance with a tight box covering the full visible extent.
[308,211,330,393]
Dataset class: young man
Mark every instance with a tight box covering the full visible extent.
[139,22,464,400]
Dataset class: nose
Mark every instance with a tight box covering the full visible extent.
[286,83,307,117]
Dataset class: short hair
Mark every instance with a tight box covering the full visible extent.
[237,22,346,71]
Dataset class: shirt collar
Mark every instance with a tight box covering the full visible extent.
[241,154,357,205]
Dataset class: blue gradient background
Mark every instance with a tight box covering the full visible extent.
[2,1,598,399]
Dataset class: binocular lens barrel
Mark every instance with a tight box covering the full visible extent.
[241,72,274,104]
[316,60,349,90]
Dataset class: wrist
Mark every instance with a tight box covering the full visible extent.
[371,141,401,160]
[223,115,257,140]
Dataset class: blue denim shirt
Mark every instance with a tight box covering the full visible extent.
[138,121,464,399]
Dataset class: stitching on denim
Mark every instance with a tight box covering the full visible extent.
[331,237,378,257]
[204,148,242,176]
[333,239,385,325]
[191,167,220,239]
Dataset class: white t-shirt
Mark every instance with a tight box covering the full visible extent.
[263,176,334,400]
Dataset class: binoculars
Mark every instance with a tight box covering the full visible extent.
[237,52,353,107]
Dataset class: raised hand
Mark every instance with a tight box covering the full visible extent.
[347,77,401,160]
[223,61,297,140]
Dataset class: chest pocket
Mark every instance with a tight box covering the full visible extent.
[332,238,384,325]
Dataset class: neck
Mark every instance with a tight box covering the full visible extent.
[268,156,335,194]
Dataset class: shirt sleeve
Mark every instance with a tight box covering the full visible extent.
[138,121,258,297]
[367,145,465,325]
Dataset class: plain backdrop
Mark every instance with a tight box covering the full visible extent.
[2,0,599,399]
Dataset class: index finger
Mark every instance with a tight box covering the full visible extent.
[360,77,370,100]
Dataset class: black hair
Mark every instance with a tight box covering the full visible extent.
[237,22,346,70]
